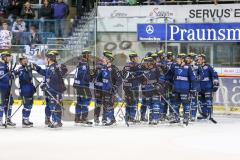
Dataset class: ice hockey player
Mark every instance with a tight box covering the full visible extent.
[122,52,142,123]
[164,51,176,119]
[0,50,16,127]
[141,57,162,125]
[197,54,219,120]
[166,52,175,69]
[185,53,202,121]
[73,50,93,125]
[14,56,36,128]
[93,58,105,125]
[97,51,122,126]
[168,53,195,125]
[34,50,68,128]
[139,52,153,122]
[152,52,170,121]
[43,51,67,126]
[155,50,167,67]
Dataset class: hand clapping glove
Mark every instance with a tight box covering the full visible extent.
[155,83,160,91]
[40,83,48,92]
[112,85,118,94]
[29,63,37,70]
[213,80,219,86]
[213,80,219,92]
[9,72,15,79]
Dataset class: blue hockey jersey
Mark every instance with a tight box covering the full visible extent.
[15,66,36,97]
[169,64,195,93]
[36,63,67,94]
[73,59,91,88]
[200,64,219,92]
[0,60,11,91]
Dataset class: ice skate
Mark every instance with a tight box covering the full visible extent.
[94,117,100,125]
[149,119,159,125]
[104,119,116,126]
[6,118,16,127]
[140,116,148,122]
[183,115,189,126]
[49,122,63,128]
[45,117,51,126]
[22,119,33,128]
[74,116,82,123]
[80,117,93,126]
[0,120,5,128]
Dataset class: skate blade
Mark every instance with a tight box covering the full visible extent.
[75,123,93,127]
[103,122,117,127]
[48,125,63,129]
[4,124,16,128]
[168,122,185,127]
[0,125,6,129]
[22,125,33,128]
[127,121,139,125]
[94,123,100,127]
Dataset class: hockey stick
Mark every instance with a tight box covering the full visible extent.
[10,103,22,119]
[10,79,43,119]
[159,93,188,126]
[209,109,217,124]
[189,91,196,121]
[31,68,65,111]
[147,82,181,123]
[209,92,217,124]
[115,93,129,127]
[5,62,17,128]
[115,101,129,127]
[44,89,65,111]
[197,93,217,124]
[197,105,217,124]
[208,92,217,124]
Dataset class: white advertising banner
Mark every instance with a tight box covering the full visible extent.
[215,67,240,77]
[97,4,240,32]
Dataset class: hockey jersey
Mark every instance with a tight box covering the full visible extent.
[200,64,219,92]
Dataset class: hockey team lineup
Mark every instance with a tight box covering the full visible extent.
[0,49,220,128]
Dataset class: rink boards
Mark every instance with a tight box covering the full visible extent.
[12,99,240,113]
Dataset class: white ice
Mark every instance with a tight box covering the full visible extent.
[0,105,240,160]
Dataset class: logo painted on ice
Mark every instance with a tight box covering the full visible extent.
[146,25,154,34]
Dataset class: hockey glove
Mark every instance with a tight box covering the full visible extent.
[40,83,48,92]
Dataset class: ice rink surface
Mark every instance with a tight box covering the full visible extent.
[0,105,240,160]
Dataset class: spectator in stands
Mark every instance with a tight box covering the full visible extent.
[8,0,23,21]
[21,1,35,19]
[0,21,12,50]
[39,0,53,19]
[76,0,95,17]
[52,0,69,37]
[0,0,11,19]
[52,0,69,20]
[39,0,53,32]
[12,17,26,33]
[26,25,42,46]
[77,0,86,17]
[12,17,26,44]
